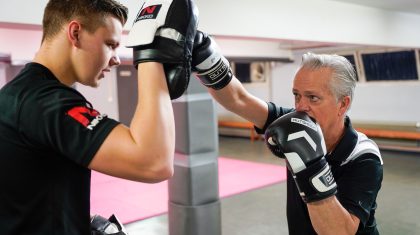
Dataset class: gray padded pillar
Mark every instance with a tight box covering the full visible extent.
[168,77,221,235]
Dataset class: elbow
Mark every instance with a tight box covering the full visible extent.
[130,163,173,183]
[150,163,174,183]
[127,144,175,183]
[154,150,175,181]
[142,153,174,183]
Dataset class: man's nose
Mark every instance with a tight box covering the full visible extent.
[110,55,121,66]
[295,98,309,112]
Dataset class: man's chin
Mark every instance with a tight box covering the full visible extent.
[78,80,100,88]
[91,81,100,88]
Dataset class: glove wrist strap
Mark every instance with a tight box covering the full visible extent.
[196,57,233,89]
[292,157,337,203]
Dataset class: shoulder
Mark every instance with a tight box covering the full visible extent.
[255,102,294,134]
[341,132,383,166]
[15,76,91,131]
[267,102,294,119]
[5,63,87,108]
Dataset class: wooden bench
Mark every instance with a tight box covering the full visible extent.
[218,121,420,151]
[218,121,261,141]
[355,127,420,152]
[355,128,420,141]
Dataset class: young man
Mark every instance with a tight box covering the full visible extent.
[0,0,197,234]
[192,31,383,234]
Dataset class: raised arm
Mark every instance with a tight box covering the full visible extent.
[89,0,198,183]
[89,62,175,183]
[192,31,268,128]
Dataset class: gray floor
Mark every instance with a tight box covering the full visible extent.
[125,136,420,235]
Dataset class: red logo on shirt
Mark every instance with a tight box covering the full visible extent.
[67,106,107,130]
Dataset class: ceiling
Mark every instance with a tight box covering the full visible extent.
[280,0,420,50]
[330,0,420,15]
[2,0,419,59]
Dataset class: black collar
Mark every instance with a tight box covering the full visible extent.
[326,116,358,164]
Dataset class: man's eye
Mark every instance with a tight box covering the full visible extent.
[309,95,319,102]
[107,43,117,49]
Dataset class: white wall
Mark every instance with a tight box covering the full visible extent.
[0,0,47,26]
[270,62,297,108]
[194,0,420,48]
[2,0,420,48]
[0,63,7,88]
[214,37,293,60]
[352,82,420,124]
[0,27,41,62]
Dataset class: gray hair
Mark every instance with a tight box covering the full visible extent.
[299,52,356,107]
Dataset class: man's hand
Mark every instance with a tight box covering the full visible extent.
[192,30,233,90]
[265,111,337,203]
[126,0,199,99]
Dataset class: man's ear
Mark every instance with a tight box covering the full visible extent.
[68,21,81,47]
[339,96,351,116]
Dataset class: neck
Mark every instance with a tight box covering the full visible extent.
[33,37,75,87]
[325,119,346,153]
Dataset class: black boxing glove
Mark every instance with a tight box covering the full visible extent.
[265,111,337,203]
[192,30,233,90]
[126,0,199,99]
[90,214,127,235]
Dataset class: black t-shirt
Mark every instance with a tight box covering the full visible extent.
[0,63,119,235]
[256,102,383,235]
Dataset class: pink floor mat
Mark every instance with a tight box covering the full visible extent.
[91,157,287,224]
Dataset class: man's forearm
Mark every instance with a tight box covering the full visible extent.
[307,196,359,235]
[208,77,268,128]
[132,62,175,165]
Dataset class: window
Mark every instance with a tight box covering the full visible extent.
[342,54,359,81]
[230,61,270,84]
[233,62,251,83]
[361,50,418,81]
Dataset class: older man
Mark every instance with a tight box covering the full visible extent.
[192,31,383,235]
